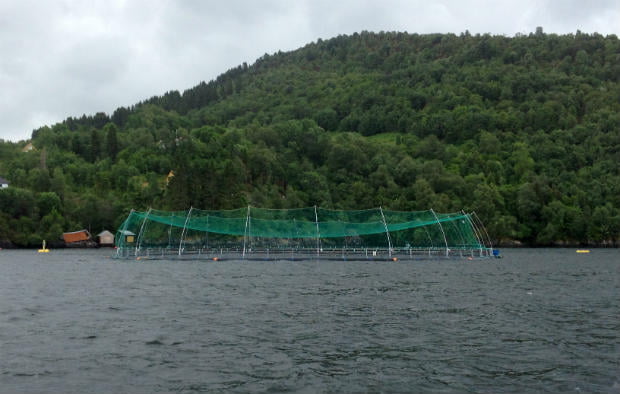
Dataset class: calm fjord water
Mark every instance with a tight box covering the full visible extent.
[0,248,618,393]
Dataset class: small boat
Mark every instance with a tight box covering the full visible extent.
[576,249,590,254]
[38,240,49,253]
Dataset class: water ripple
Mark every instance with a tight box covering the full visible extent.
[0,248,618,393]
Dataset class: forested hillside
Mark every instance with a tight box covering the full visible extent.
[1,30,619,247]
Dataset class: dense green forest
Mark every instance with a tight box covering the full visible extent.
[1,30,619,247]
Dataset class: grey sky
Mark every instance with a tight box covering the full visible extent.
[1,0,618,141]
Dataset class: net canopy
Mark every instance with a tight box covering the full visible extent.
[115,207,492,260]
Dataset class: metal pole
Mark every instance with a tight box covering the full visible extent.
[178,207,193,256]
[447,212,468,255]
[314,205,321,257]
[117,209,134,257]
[379,206,393,258]
[430,208,449,257]
[293,218,297,258]
[242,205,251,259]
[472,211,493,255]
[421,213,434,254]
[463,210,484,256]
[423,226,433,248]
[135,208,152,256]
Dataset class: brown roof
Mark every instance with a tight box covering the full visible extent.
[63,230,91,243]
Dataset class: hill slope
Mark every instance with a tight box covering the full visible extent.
[1,30,619,247]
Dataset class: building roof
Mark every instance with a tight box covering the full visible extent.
[63,230,92,243]
[0,177,9,184]
[97,230,114,237]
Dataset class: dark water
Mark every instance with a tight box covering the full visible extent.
[0,248,618,393]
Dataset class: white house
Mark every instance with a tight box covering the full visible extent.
[0,177,9,188]
[97,230,115,246]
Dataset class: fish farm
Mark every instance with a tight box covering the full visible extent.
[115,207,494,261]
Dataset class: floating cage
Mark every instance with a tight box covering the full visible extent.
[115,207,493,261]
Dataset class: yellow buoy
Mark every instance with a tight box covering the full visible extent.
[38,240,49,253]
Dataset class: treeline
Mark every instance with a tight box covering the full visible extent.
[1,30,619,247]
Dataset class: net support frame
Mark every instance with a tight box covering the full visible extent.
[116,208,134,257]
[314,205,321,257]
[422,223,434,254]
[447,213,468,254]
[379,206,393,258]
[115,207,492,260]
[135,207,152,256]
[242,205,251,259]
[430,208,449,257]
[463,210,484,256]
[472,211,493,253]
[178,207,193,256]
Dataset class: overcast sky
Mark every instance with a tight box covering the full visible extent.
[1,0,618,141]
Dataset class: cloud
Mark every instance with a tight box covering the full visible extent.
[0,0,618,141]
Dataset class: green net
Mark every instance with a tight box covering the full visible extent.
[115,207,493,260]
